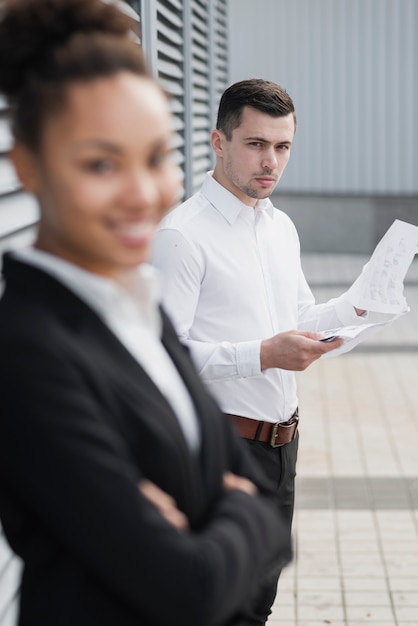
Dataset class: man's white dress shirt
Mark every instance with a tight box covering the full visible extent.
[152,172,363,424]
[14,247,201,451]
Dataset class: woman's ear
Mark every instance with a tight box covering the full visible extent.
[9,142,41,194]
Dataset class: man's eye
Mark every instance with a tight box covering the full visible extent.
[249,142,262,148]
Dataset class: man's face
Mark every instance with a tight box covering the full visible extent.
[212,106,295,206]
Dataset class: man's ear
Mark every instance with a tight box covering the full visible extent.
[211,129,225,158]
[8,142,41,194]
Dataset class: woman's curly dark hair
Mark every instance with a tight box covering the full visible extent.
[0,0,149,148]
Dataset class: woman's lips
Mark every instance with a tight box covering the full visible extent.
[113,220,156,245]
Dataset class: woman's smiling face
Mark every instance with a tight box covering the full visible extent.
[13,72,181,277]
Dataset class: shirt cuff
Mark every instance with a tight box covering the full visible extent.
[236,340,262,378]
[334,297,369,326]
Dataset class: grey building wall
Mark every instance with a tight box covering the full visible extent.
[228,0,418,252]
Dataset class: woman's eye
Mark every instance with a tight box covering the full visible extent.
[85,160,114,174]
[149,152,169,168]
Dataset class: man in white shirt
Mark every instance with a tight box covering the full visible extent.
[152,79,365,625]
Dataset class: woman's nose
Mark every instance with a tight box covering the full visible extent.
[124,171,159,209]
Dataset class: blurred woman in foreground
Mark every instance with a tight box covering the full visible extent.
[0,1,291,625]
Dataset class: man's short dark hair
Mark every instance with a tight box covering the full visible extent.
[216,78,296,140]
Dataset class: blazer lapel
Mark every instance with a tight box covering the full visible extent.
[160,308,228,508]
[2,255,205,517]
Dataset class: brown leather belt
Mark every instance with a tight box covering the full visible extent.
[226,409,299,448]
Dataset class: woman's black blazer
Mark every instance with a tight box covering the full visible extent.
[0,254,291,626]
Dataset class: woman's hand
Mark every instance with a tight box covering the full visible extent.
[222,471,258,496]
[139,472,258,533]
[139,480,189,532]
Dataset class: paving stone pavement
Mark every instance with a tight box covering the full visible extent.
[270,253,418,626]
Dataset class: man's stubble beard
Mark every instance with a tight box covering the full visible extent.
[224,157,275,200]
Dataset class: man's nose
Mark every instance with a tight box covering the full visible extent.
[261,149,278,170]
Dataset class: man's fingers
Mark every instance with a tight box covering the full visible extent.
[261,330,345,371]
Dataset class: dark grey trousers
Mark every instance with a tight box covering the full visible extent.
[241,432,299,625]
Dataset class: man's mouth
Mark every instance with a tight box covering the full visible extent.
[254,177,277,187]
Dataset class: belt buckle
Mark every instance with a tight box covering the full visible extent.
[269,422,283,448]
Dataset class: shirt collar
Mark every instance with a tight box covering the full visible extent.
[201,171,275,223]
[13,247,162,334]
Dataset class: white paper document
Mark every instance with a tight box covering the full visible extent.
[321,219,418,359]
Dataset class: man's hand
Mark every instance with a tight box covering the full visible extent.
[139,480,189,532]
[260,330,344,371]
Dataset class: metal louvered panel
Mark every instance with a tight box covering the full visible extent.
[184,0,229,195]
[211,0,228,105]
[183,0,211,195]
[228,0,418,194]
[0,160,19,197]
[0,119,11,154]
[0,194,39,242]
[157,1,186,171]
[0,93,37,255]
[0,526,22,626]
[0,601,19,626]
[141,0,228,197]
